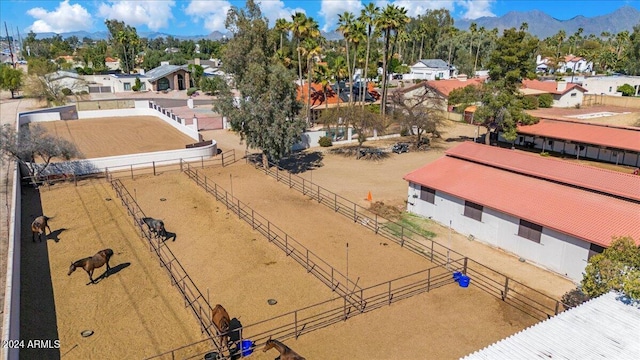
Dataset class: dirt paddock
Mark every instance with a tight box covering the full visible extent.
[35,116,196,159]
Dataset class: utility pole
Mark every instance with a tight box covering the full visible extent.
[4,22,15,68]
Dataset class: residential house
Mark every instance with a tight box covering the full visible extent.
[407,59,456,80]
[46,71,88,93]
[393,76,485,113]
[144,64,191,91]
[580,75,640,96]
[404,142,640,281]
[462,292,640,359]
[297,81,380,123]
[105,57,120,71]
[559,54,593,74]
[521,79,587,107]
[511,119,640,167]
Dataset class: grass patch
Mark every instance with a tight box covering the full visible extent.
[382,212,437,240]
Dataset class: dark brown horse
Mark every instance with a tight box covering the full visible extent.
[31,215,51,242]
[141,217,168,240]
[68,249,114,284]
[263,339,306,360]
[211,304,231,352]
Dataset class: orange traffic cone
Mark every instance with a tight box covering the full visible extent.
[367,191,372,202]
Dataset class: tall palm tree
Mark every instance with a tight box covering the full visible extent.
[359,3,380,105]
[338,11,356,105]
[332,56,348,108]
[376,4,409,117]
[350,21,366,101]
[556,29,566,58]
[275,18,290,53]
[473,26,486,76]
[291,12,309,88]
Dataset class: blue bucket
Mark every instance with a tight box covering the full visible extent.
[453,272,463,282]
[240,339,254,357]
[458,275,470,288]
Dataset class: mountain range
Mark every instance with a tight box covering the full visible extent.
[32,5,639,42]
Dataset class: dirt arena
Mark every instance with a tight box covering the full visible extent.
[36,116,196,159]
[20,181,208,359]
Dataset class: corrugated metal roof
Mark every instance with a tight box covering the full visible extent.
[517,119,640,152]
[461,291,640,360]
[404,143,640,247]
[417,59,450,69]
[446,142,640,202]
[144,64,189,82]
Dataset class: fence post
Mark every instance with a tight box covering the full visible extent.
[555,301,560,315]
[353,204,357,223]
[427,268,431,292]
[153,161,156,176]
[343,297,347,321]
[237,199,241,219]
[302,178,305,195]
[335,194,338,211]
[294,311,299,338]
[375,214,378,234]
[388,281,392,305]
[289,172,292,188]
[306,249,309,272]
[503,277,510,301]
[400,227,404,246]
[74,174,78,186]
[130,164,134,179]
[317,186,321,203]
[267,222,271,242]
[463,257,468,274]
[180,160,183,172]
[201,156,204,169]
[276,167,279,181]
[430,241,434,262]
[251,210,255,229]
[221,152,225,167]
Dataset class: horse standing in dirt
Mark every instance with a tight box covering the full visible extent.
[141,217,168,240]
[68,249,114,284]
[263,339,306,360]
[31,215,52,242]
[211,304,231,352]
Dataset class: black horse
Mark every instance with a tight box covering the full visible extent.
[141,217,169,240]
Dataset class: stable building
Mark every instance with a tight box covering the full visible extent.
[404,142,640,282]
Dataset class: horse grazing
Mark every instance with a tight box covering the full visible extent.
[141,217,168,240]
[211,304,231,352]
[31,215,52,242]
[68,249,114,284]
[263,339,306,360]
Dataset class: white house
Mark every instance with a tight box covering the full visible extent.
[559,54,593,74]
[521,79,587,107]
[580,75,640,96]
[404,142,640,282]
[408,59,456,80]
[46,71,88,93]
[462,291,640,359]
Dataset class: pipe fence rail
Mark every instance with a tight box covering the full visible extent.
[246,154,565,321]
[182,161,365,311]
[146,263,455,360]
[105,172,228,358]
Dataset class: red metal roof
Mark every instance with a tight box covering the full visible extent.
[446,142,640,202]
[517,119,640,152]
[521,79,586,95]
[404,143,640,247]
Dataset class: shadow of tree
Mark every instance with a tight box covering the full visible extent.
[276,151,324,174]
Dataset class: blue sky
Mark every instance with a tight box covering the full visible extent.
[1,0,638,36]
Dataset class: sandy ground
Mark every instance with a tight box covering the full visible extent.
[36,116,197,159]
[19,180,208,359]
[117,170,536,360]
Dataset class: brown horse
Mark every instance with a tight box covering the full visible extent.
[68,249,114,284]
[31,215,52,242]
[263,339,306,360]
[211,304,231,352]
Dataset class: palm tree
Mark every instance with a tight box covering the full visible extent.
[275,18,290,53]
[473,26,486,76]
[469,22,477,55]
[556,29,566,58]
[332,56,348,108]
[350,21,366,101]
[338,11,356,105]
[359,3,380,104]
[291,12,309,88]
[376,4,409,117]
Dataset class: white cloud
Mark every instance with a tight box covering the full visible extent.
[319,0,363,32]
[98,1,175,31]
[258,0,305,27]
[185,0,231,33]
[26,0,93,33]
[394,1,456,17]
[456,0,495,19]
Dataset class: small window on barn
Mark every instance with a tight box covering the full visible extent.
[571,93,577,97]
[463,201,483,221]
[588,243,605,260]
[124,82,131,91]
[420,186,435,204]
[518,219,542,243]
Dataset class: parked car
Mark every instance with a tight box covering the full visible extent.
[392,142,410,154]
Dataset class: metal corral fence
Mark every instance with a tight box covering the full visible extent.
[246,156,565,321]
[106,175,227,358]
[23,150,237,187]
[182,161,365,310]
[147,263,455,360]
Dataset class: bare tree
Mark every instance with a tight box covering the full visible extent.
[24,72,86,106]
[318,105,385,153]
[0,123,81,185]
[390,83,447,147]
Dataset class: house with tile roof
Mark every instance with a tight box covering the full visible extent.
[404,142,640,281]
[408,59,457,80]
[297,81,380,123]
[521,79,587,107]
[513,119,640,167]
[393,76,485,112]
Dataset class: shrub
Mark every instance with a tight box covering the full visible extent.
[132,77,142,91]
[617,84,635,96]
[521,96,539,110]
[400,127,410,136]
[538,93,553,108]
[318,136,333,147]
[540,152,550,157]
[561,288,590,309]
[61,88,73,96]
[187,87,199,96]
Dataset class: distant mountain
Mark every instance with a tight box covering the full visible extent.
[455,5,640,39]
[31,5,640,42]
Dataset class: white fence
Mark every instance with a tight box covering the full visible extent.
[2,162,21,360]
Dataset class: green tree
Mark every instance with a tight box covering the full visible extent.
[105,19,141,74]
[623,25,640,75]
[188,64,204,87]
[0,65,24,98]
[338,12,357,105]
[617,84,636,96]
[199,76,224,95]
[214,0,306,168]
[359,3,379,104]
[581,237,640,300]
[27,57,58,76]
[376,4,409,118]
[448,84,482,112]
[538,93,553,108]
